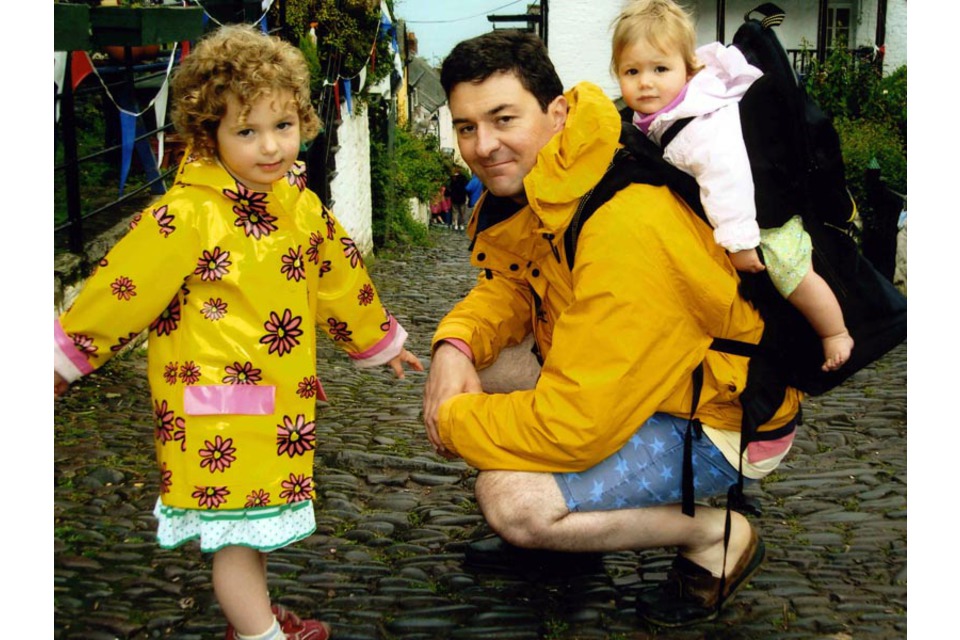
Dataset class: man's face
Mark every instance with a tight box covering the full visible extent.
[450,71,566,202]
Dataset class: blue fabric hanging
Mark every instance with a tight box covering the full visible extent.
[343,79,352,116]
[119,110,137,196]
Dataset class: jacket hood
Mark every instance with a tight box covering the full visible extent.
[523,82,622,233]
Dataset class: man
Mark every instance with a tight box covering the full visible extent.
[448,167,470,231]
[421,30,800,627]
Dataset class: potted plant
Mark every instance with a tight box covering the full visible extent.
[54,2,92,52]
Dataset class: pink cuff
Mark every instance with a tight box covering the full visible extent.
[437,338,474,362]
[54,318,94,382]
[349,316,408,368]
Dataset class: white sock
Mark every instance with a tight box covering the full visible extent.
[236,618,283,640]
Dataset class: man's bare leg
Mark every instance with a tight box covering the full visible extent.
[475,469,754,578]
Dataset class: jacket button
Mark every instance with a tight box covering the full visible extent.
[477,252,486,261]
[510,264,519,271]
[728,384,737,392]
[532,269,540,277]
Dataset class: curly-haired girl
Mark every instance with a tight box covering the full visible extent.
[55,24,422,639]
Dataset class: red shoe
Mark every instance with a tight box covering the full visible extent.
[224,605,330,639]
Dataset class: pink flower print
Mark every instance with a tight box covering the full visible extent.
[276,414,317,458]
[194,247,232,281]
[222,361,262,385]
[357,284,375,306]
[297,375,320,399]
[321,209,336,240]
[154,399,175,444]
[152,205,176,237]
[199,435,237,473]
[129,213,142,230]
[245,489,271,508]
[224,181,269,211]
[111,276,137,301]
[280,245,306,282]
[287,161,308,191]
[341,237,364,268]
[173,417,187,452]
[71,334,98,360]
[163,362,179,385]
[192,485,230,509]
[224,183,276,239]
[201,297,228,321]
[279,473,314,504]
[260,309,303,357]
[327,317,353,342]
[150,295,181,337]
[318,260,332,278]
[306,232,324,264]
[159,462,172,495]
[111,332,141,353]
[179,361,201,385]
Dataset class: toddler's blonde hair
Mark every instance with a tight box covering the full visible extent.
[611,0,703,77]
[171,24,321,159]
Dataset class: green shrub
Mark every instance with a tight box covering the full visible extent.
[834,117,906,232]
[370,126,447,249]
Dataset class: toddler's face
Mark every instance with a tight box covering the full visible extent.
[616,39,691,116]
[216,90,301,192]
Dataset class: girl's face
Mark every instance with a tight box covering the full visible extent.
[617,38,691,115]
[216,90,301,192]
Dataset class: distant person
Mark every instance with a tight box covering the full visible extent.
[54,24,422,640]
[448,167,470,230]
[464,173,484,229]
[612,0,852,371]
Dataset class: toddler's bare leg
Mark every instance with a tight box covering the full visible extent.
[212,546,275,636]
[787,268,854,371]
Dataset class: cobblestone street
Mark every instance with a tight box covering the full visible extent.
[54,228,907,639]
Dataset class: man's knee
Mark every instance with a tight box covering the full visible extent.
[475,471,564,548]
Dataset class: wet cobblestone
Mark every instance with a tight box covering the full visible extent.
[54,228,907,639]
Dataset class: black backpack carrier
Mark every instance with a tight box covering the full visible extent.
[564,3,907,519]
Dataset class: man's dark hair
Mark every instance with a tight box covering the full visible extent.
[440,30,564,112]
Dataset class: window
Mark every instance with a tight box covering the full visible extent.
[826,4,852,49]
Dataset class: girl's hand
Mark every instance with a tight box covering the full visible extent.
[387,349,424,380]
[55,371,70,398]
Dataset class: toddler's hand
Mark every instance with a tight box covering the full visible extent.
[55,371,70,398]
[730,248,765,273]
[387,349,424,380]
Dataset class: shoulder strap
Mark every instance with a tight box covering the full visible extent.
[658,117,694,150]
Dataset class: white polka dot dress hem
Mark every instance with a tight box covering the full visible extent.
[153,497,317,553]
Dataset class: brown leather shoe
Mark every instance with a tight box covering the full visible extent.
[636,526,766,627]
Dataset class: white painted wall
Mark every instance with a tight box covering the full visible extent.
[329,103,375,256]
[884,0,907,72]
[549,0,625,98]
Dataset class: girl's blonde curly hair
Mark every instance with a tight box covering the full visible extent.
[171,24,321,159]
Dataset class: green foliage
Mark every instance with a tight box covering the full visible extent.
[804,45,907,229]
[370,126,447,249]
[834,117,907,203]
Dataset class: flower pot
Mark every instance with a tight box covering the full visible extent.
[90,6,204,47]
[54,3,92,52]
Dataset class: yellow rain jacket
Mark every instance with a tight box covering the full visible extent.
[433,82,800,471]
[55,156,408,510]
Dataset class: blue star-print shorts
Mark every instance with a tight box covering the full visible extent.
[554,413,745,512]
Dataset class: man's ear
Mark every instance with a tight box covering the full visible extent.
[547,94,568,132]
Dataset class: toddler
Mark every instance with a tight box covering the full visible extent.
[54,24,423,640]
[612,0,853,371]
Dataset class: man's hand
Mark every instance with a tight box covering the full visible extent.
[729,248,766,273]
[386,348,424,379]
[54,371,70,398]
[422,342,483,458]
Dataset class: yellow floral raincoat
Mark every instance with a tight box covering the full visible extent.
[55,155,409,511]
[433,82,800,471]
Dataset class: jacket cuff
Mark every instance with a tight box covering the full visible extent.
[54,318,93,383]
[349,315,408,368]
